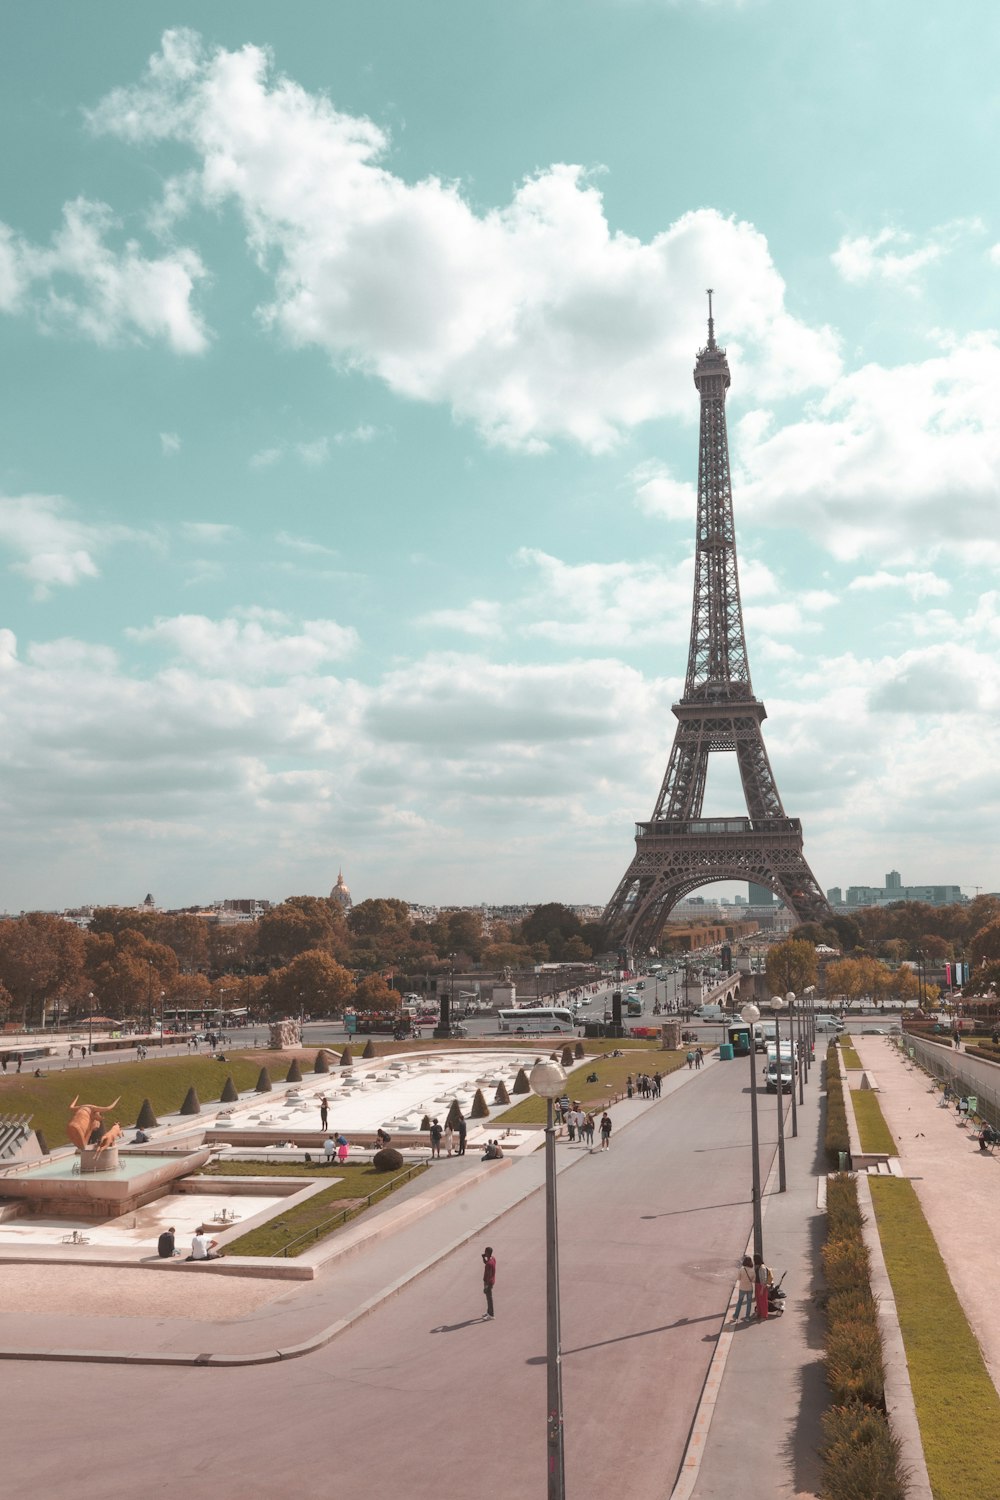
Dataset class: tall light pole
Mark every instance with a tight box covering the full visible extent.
[795,993,805,1108]
[770,996,788,1191]
[804,985,816,1075]
[530,1055,568,1500]
[740,1002,764,1261]
[87,992,94,1058]
[784,991,798,1137]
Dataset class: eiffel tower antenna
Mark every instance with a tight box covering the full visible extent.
[602,299,832,957]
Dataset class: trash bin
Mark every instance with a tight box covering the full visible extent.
[719,1042,734,1061]
[838,1151,849,1171]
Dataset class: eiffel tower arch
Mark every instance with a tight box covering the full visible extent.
[603,295,833,959]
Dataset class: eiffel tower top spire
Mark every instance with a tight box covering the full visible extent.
[687,296,751,702]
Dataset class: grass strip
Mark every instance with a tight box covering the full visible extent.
[824,1042,850,1169]
[839,1036,863,1069]
[851,1090,896,1156]
[221,1162,427,1257]
[0,1052,286,1148]
[868,1177,1000,1500]
[493,1050,687,1125]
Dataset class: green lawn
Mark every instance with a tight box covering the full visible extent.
[852,1090,897,1155]
[0,1052,293,1148]
[839,1036,863,1069]
[494,1049,688,1125]
[220,1162,427,1256]
[868,1177,1000,1500]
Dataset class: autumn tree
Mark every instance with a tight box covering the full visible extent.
[970,918,1000,968]
[263,949,355,1017]
[765,939,818,997]
[0,913,86,1027]
[257,897,346,968]
[355,973,398,1009]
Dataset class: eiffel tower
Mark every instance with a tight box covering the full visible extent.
[603,294,833,958]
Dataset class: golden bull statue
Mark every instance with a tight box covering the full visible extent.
[67,1096,121,1152]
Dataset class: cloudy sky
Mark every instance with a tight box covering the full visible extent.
[2,2,999,914]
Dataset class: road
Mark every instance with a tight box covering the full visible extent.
[1,1058,776,1500]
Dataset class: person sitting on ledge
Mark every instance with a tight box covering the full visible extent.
[157,1226,180,1259]
[977,1123,998,1151]
[189,1229,223,1261]
[481,1139,504,1162]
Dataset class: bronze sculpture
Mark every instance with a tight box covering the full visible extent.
[67,1096,121,1151]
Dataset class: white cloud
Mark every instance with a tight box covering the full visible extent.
[417,601,505,638]
[249,446,282,469]
[160,432,181,455]
[295,437,329,466]
[89,29,840,452]
[0,495,145,598]
[0,198,208,352]
[334,424,379,445]
[630,460,696,522]
[848,570,951,600]
[127,612,360,676]
[734,334,1000,562]
[275,531,338,558]
[832,220,981,292]
[181,522,236,543]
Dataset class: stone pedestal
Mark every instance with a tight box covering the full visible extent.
[269,1019,301,1049]
[660,1020,681,1050]
[79,1146,120,1174]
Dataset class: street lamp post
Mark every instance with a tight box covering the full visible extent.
[87,992,94,1058]
[530,1056,568,1500]
[784,991,798,1138]
[804,985,816,1076]
[740,1002,764,1261]
[770,996,788,1191]
[796,995,805,1108]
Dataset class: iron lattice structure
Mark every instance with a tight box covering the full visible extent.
[603,296,832,957]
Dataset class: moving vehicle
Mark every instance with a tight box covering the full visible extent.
[765,1043,796,1093]
[815,1015,844,1033]
[344,1010,415,1037]
[497,1007,575,1034]
[695,1004,726,1022]
[626,996,644,1016]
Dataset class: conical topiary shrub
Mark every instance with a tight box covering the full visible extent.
[136,1098,159,1129]
[445,1099,464,1130]
[362,1038,376,1059]
[420,1114,432,1131]
[180,1086,201,1116]
[255,1067,273,1093]
[512,1067,530,1094]
[340,1046,353,1067]
[494,1080,510,1105]
[219,1076,239,1104]
[286,1059,303,1083]
[561,1046,574,1069]
[470,1087,490,1119]
[314,1050,330,1073]
[575,1041,585,1059]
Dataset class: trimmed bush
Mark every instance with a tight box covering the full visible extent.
[135,1098,159,1129]
[420,1114,432,1131]
[824,1043,850,1169]
[512,1068,531,1095]
[372,1146,404,1172]
[255,1068,272,1093]
[470,1087,490,1119]
[560,1046,574,1068]
[494,1080,511,1105]
[819,1404,906,1500]
[574,1041,585,1059]
[362,1039,376,1060]
[285,1059,303,1084]
[179,1086,201,1116]
[314,1051,330,1073]
[219,1077,239,1104]
[445,1100,464,1129]
[340,1047,353,1067]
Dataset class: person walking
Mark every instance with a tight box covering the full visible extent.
[753,1254,770,1321]
[686,1050,695,1070]
[429,1118,443,1159]
[583,1112,595,1149]
[456,1114,467,1156]
[733,1255,755,1321]
[481,1245,496,1319]
[599,1111,612,1150]
[319,1094,329,1132]
[695,1046,704,1070]
[626,1074,634,1100]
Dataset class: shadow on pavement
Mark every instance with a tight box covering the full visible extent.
[430,1317,491,1333]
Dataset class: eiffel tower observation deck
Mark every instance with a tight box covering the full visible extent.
[603,294,833,958]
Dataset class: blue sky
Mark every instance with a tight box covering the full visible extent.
[2,2,999,913]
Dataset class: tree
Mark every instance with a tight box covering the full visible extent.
[0,913,86,1027]
[970,918,1000,968]
[257,897,346,968]
[263,950,355,1017]
[355,974,397,1009]
[765,939,818,997]
[825,958,865,1010]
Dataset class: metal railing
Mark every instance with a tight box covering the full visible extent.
[897,1034,1000,1131]
[278,1164,425,1257]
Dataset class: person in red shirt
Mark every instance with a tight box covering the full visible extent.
[482,1246,496,1319]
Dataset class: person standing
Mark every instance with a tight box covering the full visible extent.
[336,1134,350,1166]
[599,1111,612,1150]
[481,1245,496,1319]
[429,1118,443,1159]
[733,1255,755,1321]
[753,1254,769,1321]
[626,1074,634,1099]
[443,1123,455,1157]
[319,1094,329,1131]
[456,1114,467,1156]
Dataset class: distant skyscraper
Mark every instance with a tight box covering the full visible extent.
[885,870,902,890]
[749,882,774,906]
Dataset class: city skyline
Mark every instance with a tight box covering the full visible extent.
[3,5,1000,912]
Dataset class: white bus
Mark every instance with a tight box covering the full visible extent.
[497,1007,575,1034]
